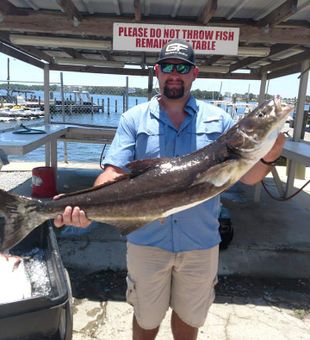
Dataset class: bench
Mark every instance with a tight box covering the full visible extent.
[0,123,116,170]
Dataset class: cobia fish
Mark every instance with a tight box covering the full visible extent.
[0,97,292,251]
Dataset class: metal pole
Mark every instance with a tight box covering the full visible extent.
[7,58,10,98]
[44,64,50,124]
[258,72,267,105]
[60,72,68,163]
[125,76,129,111]
[44,64,51,166]
[147,67,154,101]
[254,71,268,203]
[293,60,309,141]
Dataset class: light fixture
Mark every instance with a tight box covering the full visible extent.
[54,57,124,68]
[10,34,111,50]
[198,66,230,73]
[238,46,270,57]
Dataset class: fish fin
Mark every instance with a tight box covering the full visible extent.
[194,160,239,187]
[0,189,45,251]
[126,158,170,176]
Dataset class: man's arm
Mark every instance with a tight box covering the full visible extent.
[53,165,125,228]
[240,133,285,185]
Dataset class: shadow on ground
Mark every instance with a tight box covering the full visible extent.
[66,267,310,321]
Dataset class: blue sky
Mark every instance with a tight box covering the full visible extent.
[1,53,309,99]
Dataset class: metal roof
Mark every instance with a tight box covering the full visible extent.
[0,0,309,80]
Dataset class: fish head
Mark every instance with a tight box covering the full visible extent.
[235,96,293,159]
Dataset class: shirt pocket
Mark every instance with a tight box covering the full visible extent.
[191,119,223,149]
[135,126,163,158]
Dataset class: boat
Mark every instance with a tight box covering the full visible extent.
[50,90,100,114]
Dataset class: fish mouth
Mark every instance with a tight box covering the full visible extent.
[273,96,293,121]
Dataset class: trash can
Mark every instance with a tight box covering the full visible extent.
[0,221,73,340]
[32,166,57,198]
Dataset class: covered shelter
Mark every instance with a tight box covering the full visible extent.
[0,0,309,196]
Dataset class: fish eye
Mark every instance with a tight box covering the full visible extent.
[256,110,266,118]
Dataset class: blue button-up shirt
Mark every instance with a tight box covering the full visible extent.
[104,95,234,252]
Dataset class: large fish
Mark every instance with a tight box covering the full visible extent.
[0,98,292,251]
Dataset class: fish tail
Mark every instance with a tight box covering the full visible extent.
[0,189,45,251]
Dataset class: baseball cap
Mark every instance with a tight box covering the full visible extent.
[156,39,196,66]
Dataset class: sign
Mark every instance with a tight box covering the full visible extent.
[113,23,239,56]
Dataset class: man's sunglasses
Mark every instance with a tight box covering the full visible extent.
[159,63,193,74]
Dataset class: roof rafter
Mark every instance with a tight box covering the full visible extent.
[258,0,298,27]
[134,0,142,21]
[55,0,82,26]
[0,0,25,16]
[197,0,217,25]
[262,49,310,72]
[0,13,308,44]
[62,48,84,59]
[0,42,44,68]
[229,43,299,72]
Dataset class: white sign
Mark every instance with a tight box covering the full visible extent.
[113,23,239,56]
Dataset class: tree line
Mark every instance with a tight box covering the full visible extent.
[0,83,309,103]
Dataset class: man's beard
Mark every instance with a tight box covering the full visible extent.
[163,84,185,99]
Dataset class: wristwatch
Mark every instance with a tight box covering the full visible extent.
[260,157,281,166]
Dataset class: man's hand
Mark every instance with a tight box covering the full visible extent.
[53,194,91,228]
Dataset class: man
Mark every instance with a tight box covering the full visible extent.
[54,39,285,340]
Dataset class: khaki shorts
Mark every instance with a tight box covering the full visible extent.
[126,242,219,329]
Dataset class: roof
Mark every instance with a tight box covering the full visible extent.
[0,0,309,80]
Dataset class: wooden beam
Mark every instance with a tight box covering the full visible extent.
[0,0,25,15]
[198,72,260,80]
[267,64,301,79]
[229,44,298,72]
[0,13,309,44]
[0,42,44,68]
[134,0,142,22]
[55,0,82,25]
[229,57,259,72]
[206,55,224,65]
[49,63,260,79]
[262,50,310,72]
[62,48,84,59]
[259,0,298,27]
[197,0,217,25]
[239,25,309,44]
[49,63,150,75]
[0,31,52,63]
[19,46,53,63]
